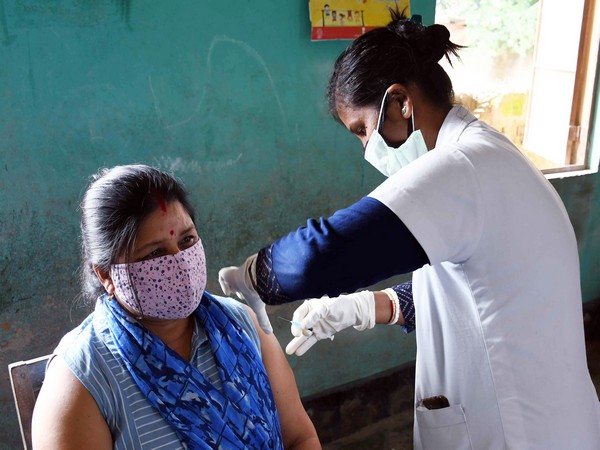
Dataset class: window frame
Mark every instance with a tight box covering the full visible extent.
[543,0,600,175]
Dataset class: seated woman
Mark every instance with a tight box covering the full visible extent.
[32,164,321,449]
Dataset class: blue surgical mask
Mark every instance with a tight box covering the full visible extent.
[364,92,428,177]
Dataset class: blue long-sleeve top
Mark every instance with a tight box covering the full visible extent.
[253,196,429,332]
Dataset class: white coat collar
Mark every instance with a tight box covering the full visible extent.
[435,105,477,148]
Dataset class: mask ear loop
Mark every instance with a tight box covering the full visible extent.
[376,91,389,134]
[123,249,145,321]
[379,91,415,141]
[407,109,415,136]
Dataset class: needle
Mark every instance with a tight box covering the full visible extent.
[277,316,313,334]
[277,316,303,328]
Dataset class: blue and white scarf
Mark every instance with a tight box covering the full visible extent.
[97,292,283,449]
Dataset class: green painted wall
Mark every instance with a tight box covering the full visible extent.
[0,1,597,447]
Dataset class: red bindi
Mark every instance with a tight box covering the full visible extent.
[170,229,174,236]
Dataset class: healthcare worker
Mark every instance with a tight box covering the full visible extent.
[219,10,600,449]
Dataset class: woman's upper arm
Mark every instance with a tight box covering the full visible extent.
[31,356,112,450]
[245,306,321,449]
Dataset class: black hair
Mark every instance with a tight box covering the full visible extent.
[79,164,195,303]
[326,8,463,120]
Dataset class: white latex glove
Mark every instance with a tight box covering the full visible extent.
[285,290,375,356]
[218,254,273,334]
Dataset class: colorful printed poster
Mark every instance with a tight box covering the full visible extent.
[309,0,411,41]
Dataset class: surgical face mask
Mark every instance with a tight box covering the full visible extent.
[110,240,207,320]
[364,92,428,177]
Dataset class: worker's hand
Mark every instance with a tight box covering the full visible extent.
[285,291,375,356]
[218,254,273,334]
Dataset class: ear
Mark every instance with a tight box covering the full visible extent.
[385,83,413,120]
[92,264,116,296]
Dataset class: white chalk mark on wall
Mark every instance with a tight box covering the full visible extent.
[148,75,164,127]
[163,35,286,130]
[154,154,244,174]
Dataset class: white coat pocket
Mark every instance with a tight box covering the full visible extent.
[415,404,472,450]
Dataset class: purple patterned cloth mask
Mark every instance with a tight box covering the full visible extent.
[110,240,207,320]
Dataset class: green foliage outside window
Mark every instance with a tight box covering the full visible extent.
[437,0,539,57]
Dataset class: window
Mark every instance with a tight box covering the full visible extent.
[435,0,600,173]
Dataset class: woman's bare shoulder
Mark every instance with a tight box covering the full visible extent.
[31,356,112,449]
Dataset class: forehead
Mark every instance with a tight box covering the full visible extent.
[136,201,194,239]
[336,103,379,129]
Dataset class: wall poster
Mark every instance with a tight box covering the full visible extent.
[309,0,411,41]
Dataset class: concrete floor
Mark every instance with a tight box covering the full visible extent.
[323,337,600,450]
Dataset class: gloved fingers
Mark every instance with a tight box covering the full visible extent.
[300,307,340,338]
[256,312,273,334]
[297,334,334,356]
[294,335,319,356]
[290,300,319,336]
[247,297,273,335]
[291,300,312,323]
[219,261,272,334]
[218,267,237,296]
[290,323,303,337]
[286,335,307,355]
[290,322,314,338]
[286,334,319,356]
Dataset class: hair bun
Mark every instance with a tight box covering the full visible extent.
[424,24,451,63]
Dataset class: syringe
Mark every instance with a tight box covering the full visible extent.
[277,316,313,336]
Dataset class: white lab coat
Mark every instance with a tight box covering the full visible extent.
[370,106,600,449]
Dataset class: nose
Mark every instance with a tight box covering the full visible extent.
[164,242,182,256]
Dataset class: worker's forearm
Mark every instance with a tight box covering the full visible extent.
[374,290,406,325]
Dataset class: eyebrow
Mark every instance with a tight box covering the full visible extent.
[134,225,197,253]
